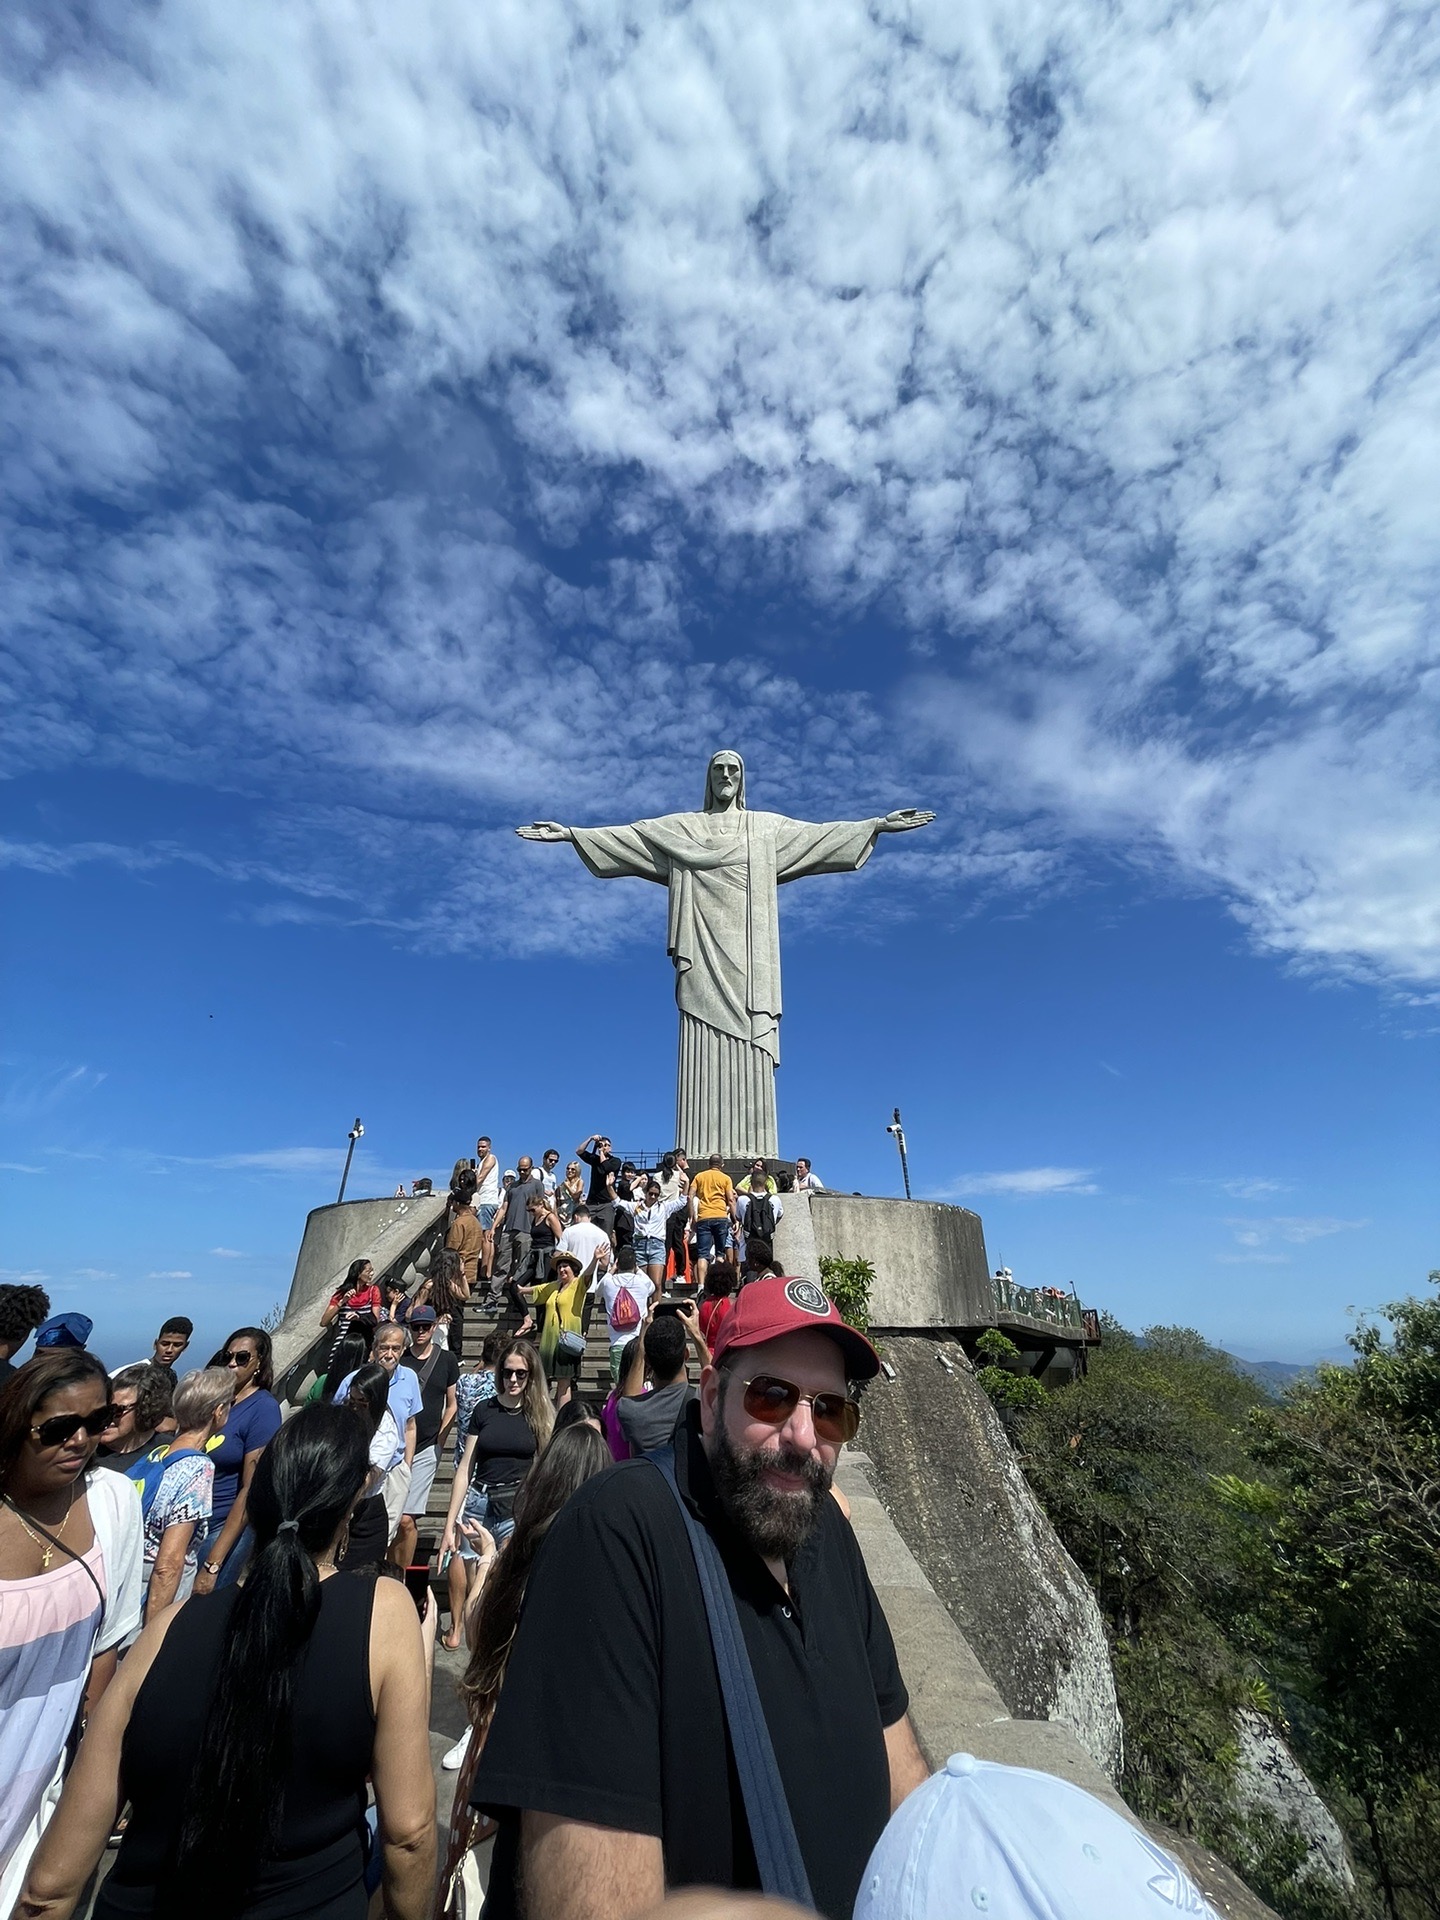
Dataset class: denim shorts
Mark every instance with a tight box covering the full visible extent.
[477,1203,498,1230]
[695,1218,732,1260]
[634,1236,665,1267]
[458,1483,515,1557]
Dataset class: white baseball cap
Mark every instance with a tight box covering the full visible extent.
[854,1754,1218,1920]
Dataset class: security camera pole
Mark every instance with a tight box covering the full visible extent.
[886,1107,911,1200]
[337,1117,364,1203]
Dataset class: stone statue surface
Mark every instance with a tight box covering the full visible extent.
[518,750,934,1158]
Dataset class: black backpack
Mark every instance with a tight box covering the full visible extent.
[745,1192,777,1241]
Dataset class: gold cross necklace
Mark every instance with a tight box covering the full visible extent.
[3,1484,75,1571]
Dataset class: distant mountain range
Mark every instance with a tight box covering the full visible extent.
[1229,1356,1325,1394]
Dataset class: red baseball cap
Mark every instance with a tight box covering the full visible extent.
[710,1274,881,1381]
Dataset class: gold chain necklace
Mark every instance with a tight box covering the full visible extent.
[4,1484,75,1571]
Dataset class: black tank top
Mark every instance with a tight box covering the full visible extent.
[99,1571,377,1918]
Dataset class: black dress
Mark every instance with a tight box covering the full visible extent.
[95,1572,377,1919]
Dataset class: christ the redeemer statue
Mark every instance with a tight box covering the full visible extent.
[518,749,934,1159]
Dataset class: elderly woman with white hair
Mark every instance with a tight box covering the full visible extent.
[127,1366,235,1622]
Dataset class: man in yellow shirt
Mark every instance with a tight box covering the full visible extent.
[686,1154,738,1289]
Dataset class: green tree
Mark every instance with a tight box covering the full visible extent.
[1247,1280,1440,1917]
[974,1327,1047,1412]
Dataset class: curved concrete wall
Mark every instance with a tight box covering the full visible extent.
[274,1193,448,1378]
[810,1191,994,1328]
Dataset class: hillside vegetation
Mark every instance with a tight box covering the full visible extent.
[997,1277,1440,1919]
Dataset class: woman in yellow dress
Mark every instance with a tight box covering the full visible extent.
[525,1249,599,1408]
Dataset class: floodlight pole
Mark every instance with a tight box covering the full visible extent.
[887,1106,912,1200]
[338,1117,364,1203]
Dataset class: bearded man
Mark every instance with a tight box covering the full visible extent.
[471,1275,930,1920]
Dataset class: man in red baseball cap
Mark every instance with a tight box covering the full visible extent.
[472,1273,930,1920]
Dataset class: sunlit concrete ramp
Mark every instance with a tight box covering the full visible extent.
[270,1193,448,1391]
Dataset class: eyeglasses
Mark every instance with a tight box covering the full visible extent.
[736,1374,861,1445]
[500,1366,529,1381]
[107,1399,137,1421]
[225,1350,254,1367]
[31,1406,117,1448]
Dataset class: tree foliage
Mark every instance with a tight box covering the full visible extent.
[1244,1283,1440,1917]
[1013,1298,1440,1919]
[974,1327,1048,1411]
[817,1253,874,1334]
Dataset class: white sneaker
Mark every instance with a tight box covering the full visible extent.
[442,1727,472,1771]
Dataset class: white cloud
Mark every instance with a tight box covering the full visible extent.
[72,1268,117,1280]
[200,1150,342,1175]
[1224,1214,1367,1251]
[1219,1178,1290,1200]
[209,1248,248,1258]
[0,1064,107,1123]
[940,1167,1100,1198]
[147,1269,193,1280]
[0,1162,45,1174]
[2,0,1440,983]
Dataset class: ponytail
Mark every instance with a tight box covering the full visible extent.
[165,1404,367,1917]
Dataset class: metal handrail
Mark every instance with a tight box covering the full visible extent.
[993,1275,1084,1330]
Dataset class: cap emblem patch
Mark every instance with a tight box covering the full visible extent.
[784,1278,830,1317]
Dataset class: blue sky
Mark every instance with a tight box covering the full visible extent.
[3,0,1438,1370]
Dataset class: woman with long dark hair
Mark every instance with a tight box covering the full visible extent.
[333,1364,398,1573]
[0,1353,144,1911]
[427,1248,469,1353]
[435,1423,611,1916]
[438,1339,552,1652]
[312,1328,369,1404]
[18,1403,435,1920]
[193,1327,281,1594]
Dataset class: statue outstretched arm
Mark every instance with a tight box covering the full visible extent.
[877,809,936,833]
[519,818,669,884]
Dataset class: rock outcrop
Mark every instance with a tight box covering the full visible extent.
[857,1335,1123,1778]
[1234,1710,1355,1894]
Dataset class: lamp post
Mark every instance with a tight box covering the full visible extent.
[885,1106,911,1200]
[337,1118,364,1203]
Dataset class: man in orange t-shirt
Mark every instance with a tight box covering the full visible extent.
[686,1154,737,1288]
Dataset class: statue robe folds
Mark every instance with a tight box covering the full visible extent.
[570,810,885,1159]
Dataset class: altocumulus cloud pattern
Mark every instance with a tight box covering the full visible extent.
[3,0,1439,982]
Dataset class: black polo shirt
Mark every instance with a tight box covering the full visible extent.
[472,1404,908,1920]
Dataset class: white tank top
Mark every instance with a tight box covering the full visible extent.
[476,1159,500,1204]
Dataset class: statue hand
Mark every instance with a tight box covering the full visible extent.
[880,809,936,832]
[516,821,572,842]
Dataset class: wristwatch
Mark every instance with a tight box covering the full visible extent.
[201,1559,222,1577]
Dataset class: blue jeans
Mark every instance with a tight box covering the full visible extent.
[459,1484,515,1557]
[634,1236,665,1268]
[695,1218,732,1261]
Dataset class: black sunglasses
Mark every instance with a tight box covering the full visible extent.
[225,1349,254,1367]
[32,1406,117,1448]
[737,1374,861,1445]
[500,1366,529,1380]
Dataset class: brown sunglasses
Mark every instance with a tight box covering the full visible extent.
[736,1374,860,1445]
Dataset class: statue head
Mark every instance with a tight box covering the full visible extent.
[704,750,746,813]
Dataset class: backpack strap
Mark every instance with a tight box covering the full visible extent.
[647,1449,815,1910]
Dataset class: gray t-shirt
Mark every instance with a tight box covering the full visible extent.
[617,1379,697,1454]
[501,1174,544,1233]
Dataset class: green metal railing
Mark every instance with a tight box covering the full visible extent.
[993,1274,1085,1331]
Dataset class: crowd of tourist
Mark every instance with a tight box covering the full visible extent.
[0,1136,1220,1920]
